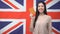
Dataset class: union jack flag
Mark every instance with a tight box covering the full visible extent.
[0,0,60,34]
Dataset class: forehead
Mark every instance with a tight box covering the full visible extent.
[38,3,44,6]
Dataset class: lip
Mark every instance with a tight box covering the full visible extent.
[38,9,43,12]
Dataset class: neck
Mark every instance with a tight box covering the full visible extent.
[40,13,45,16]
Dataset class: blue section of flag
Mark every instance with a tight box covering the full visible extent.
[36,0,45,2]
[48,1,60,9]
[10,25,23,34]
[15,0,24,6]
[0,21,12,30]
[52,22,60,31]
[0,0,12,9]
[36,0,45,3]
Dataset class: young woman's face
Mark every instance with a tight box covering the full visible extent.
[38,3,44,13]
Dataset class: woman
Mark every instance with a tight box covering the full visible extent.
[30,1,52,34]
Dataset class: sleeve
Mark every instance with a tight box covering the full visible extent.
[30,16,35,32]
[48,16,52,34]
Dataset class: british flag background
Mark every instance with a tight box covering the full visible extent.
[0,0,60,34]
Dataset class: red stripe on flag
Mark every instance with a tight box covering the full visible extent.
[52,29,60,34]
[0,12,29,19]
[48,12,60,19]
[26,0,33,34]
[4,0,19,9]
[3,22,22,34]
[46,0,52,4]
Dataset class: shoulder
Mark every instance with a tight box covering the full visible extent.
[45,15,52,20]
[45,15,52,22]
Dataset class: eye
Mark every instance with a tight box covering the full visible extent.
[41,5,44,7]
[38,6,40,7]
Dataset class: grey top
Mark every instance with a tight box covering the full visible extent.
[30,15,52,34]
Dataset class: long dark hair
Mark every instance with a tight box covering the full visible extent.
[33,1,47,28]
